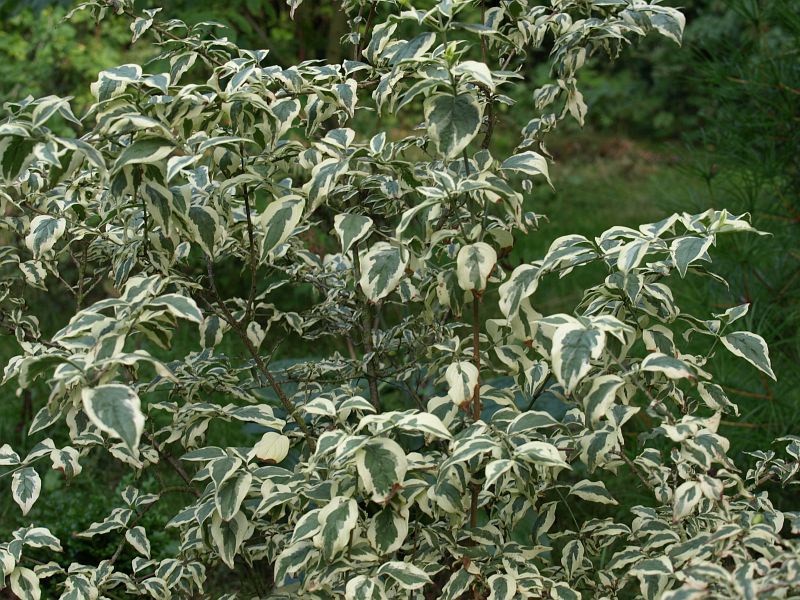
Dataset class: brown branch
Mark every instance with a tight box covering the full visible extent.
[471,294,481,422]
[469,292,482,528]
[145,432,200,497]
[205,259,316,452]
[240,151,258,326]
[352,244,381,411]
[613,450,655,491]
[356,2,378,61]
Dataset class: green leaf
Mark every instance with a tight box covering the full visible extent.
[81,384,145,453]
[640,353,694,379]
[720,331,775,380]
[259,195,305,260]
[670,235,712,278]
[487,574,516,600]
[0,136,36,182]
[0,443,21,466]
[424,92,483,159]
[454,60,495,91]
[9,567,40,600]
[356,438,407,503]
[313,496,358,560]
[215,471,253,522]
[113,136,175,172]
[334,213,373,254]
[388,33,436,65]
[148,293,203,323]
[367,506,409,555]
[187,206,220,255]
[376,561,431,590]
[552,324,605,393]
[515,441,570,469]
[210,511,251,569]
[500,151,551,185]
[11,468,41,515]
[582,375,624,427]
[125,526,151,558]
[498,264,538,319]
[569,479,618,505]
[359,242,408,302]
[445,361,479,406]
[456,242,497,292]
[274,541,315,585]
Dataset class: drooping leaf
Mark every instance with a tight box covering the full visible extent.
[720,331,776,380]
[210,511,252,569]
[551,324,605,393]
[250,432,291,464]
[445,361,479,406]
[11,468,41,515]
[335,213,373,254]
[9,567,41,600]
[0,136,37,182]
[500,151,551,185]
[376,561,431,590]
[313,496,358,560]
[259,195,305,260]
[359,242,408,302]
[569,479,618,505]
[356,438,408,503]
[125,526,151,558]
[367,506,409,555]
[456,242,497,292]
[670,235,712,278]
[81,384,145,453]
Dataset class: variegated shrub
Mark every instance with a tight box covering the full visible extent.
[1,1,798,599]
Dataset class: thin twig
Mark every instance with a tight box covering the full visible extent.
[145,432,200,497]
[205,259,316,451]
